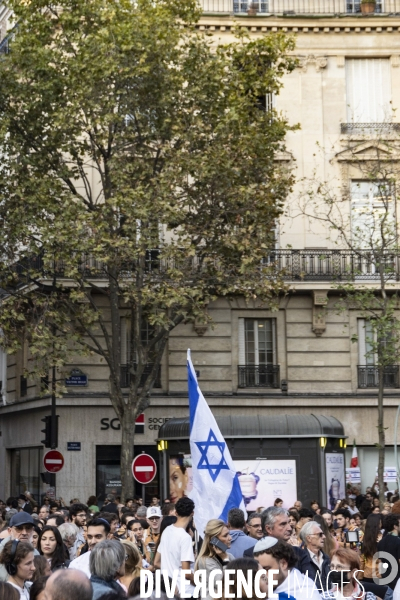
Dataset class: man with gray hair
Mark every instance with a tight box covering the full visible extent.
[244,506,308,568]
[298,520,330,592]
[58,523,79,560]
[89,539,126,599]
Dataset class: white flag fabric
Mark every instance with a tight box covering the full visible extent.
[187,349,246,537]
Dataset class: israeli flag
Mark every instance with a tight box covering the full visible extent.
[187,349,246,537]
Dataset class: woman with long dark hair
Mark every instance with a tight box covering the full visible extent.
[38,526,69,571]
[360,513,382,583]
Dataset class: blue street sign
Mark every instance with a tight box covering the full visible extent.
[65,369,88,387]
[67,442,81,451]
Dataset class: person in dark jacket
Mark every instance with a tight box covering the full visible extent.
[89,539,126,600]
[377,513,400,590]
[243,506,308,569]
[298,520,330,592]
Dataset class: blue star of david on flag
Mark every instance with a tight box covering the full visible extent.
[188,349,246,537]
[195,429,230,482]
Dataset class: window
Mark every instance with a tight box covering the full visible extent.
[239,319,276,365]
[347,0,382,12]
[120,317,161,388]
[345,59,391,124]
[357,319,399,387]
[233,0,268,13]
[238,318,279,388]
[350,181,395,250]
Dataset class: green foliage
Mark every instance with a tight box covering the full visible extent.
[0,0,297,494]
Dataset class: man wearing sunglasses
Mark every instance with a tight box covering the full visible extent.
[0,512,39,581]
[299,520,330,592]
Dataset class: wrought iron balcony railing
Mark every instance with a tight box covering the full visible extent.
[238,364,280,388]
[267,249,400,281]
[9,249,400,283]
[120,364,161,388]
[358,365,399,388]
[200,0,396,15]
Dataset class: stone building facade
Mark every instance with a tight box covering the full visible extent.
[1,2,400,504]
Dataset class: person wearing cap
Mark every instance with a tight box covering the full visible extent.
[144,506,163,564]
[253,538,322,600]
[17,495,33,516]
[0,513,40,582]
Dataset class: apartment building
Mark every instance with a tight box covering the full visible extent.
[1,0,400,504]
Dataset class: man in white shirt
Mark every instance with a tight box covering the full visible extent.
[254,537,322,600]
[154,496,195,597]
[68,518,110,577]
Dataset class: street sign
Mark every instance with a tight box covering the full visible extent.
[67,442,81,451]
[65,368,88,387]
[132,453,157,484]
[43,450,64,473]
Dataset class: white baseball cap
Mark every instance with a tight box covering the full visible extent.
[146,506,162,518]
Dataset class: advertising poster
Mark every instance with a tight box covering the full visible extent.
[326,453,345,510]
[234,459,297,510]
[169,455,193,503]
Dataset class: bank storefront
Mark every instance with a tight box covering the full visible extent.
[0,396,178,504]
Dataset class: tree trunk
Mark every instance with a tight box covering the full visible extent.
[120,408,137,500]
[378,364,386,508]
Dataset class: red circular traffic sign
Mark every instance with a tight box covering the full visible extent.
[132,453,157,484]
[43,450,64,473]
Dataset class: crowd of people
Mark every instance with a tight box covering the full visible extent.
[0,485,399,600]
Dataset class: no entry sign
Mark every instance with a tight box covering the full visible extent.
[132,453,157,484]
[43,450,64,473]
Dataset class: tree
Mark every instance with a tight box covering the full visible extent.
[0,0,297,498]
[298,137,400,506]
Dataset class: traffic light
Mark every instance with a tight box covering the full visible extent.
[41,416,51,447]
[41,415,58,448]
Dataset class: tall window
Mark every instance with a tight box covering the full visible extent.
[350,180,395,249]
[345,59,391,124]
[239,319,276,365]
[120,318,156,365]
[357,319,398,387]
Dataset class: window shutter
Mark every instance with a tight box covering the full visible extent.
[238,318,245,365]
[272,319,277,365]
[358,319,366,364]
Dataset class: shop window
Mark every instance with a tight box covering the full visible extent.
[10,447,45,502]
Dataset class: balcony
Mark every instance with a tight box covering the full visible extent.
[358,365,399,388]
[238,364,280,388]
[268,249,400,281]
[341,123,400,134]
[120,364,161,388]
[200,0,397,15]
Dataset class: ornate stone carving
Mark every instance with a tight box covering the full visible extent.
[312,290,328,337]
[298,55,328,73]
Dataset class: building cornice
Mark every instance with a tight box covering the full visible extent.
[197,14,400,34]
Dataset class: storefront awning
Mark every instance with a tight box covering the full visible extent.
[157,413,345,440]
